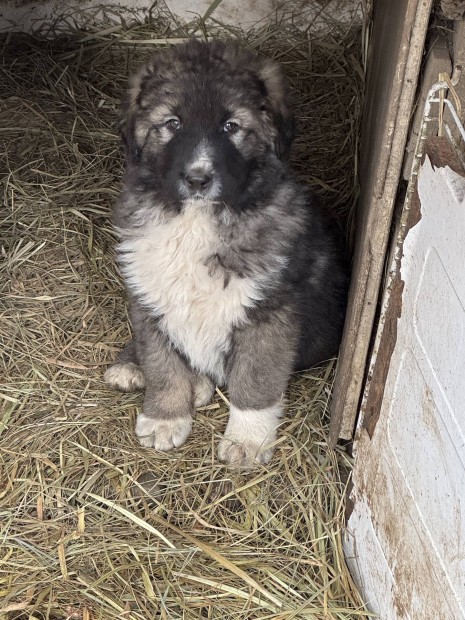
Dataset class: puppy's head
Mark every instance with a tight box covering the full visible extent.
[120,40,294,207]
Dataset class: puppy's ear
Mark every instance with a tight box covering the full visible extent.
[118,109,140,165]
[118,65,153,165]
[259,60,295,159]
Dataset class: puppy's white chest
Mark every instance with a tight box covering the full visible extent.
[119,203,260,381]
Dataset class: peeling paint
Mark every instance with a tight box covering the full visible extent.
[345,137,465,619]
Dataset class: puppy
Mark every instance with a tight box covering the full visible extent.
[104,40,349,467]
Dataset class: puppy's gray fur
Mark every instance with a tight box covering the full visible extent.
[105,40,349,467]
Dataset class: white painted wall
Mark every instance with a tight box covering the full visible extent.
[0,0,362,33]
[345,155,465,618]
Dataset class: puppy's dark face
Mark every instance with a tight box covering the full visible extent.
[120,41,294,208]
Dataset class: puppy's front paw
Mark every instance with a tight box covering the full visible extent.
[218,403,282,469]
[135,413,192,451]
[104,362,145,392]
[218,437,274,468]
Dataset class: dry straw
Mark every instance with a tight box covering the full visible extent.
[1,3,368,618]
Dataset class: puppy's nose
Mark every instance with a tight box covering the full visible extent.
[185,169,212,193]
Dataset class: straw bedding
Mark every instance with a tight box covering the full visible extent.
[1,6,367,619]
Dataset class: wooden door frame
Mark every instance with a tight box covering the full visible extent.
[329,0,433,444]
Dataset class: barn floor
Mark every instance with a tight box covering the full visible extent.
[0,9,367,620]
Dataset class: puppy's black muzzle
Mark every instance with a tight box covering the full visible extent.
[182,169,213,196]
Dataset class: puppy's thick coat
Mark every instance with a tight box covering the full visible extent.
[105,40,349,467]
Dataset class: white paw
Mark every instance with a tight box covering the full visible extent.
[194,375,215,407]
[218,403,282,468]
[104,362,145,392]
[217,437,274,468]
[135,413,192,451]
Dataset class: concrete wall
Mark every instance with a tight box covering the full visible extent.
[0,0,362,34]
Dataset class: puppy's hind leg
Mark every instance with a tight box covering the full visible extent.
[194,374,215,408]
[104,340,146,392]
[219,307,298,468]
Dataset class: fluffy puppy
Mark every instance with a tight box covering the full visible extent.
[104,40,349,467]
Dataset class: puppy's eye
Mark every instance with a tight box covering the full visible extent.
[165,118,181,131]
[224,121,239,134]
